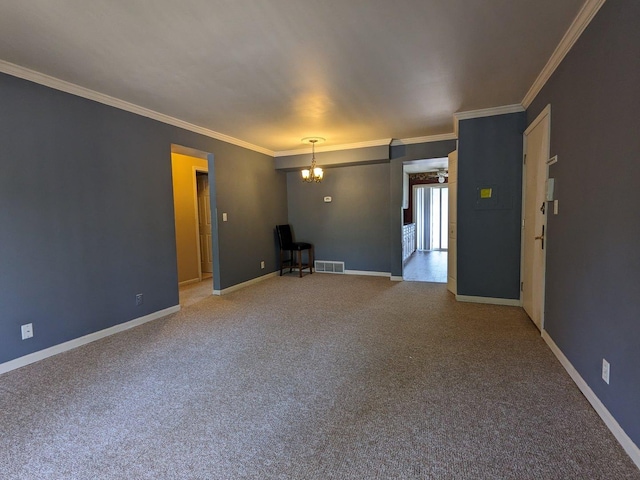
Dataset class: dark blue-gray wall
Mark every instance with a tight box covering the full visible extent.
[284,140,457,276]
[287,163,390,272]
[457,113,525,299]
[527,0,640,446]
[211,144,288,288]
[0,72,287,365]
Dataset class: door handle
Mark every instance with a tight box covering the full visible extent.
[534,225,545,250]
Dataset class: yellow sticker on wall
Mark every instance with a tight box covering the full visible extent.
[480,188,493,199]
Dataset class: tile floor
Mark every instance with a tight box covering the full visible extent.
[403,250,447,283]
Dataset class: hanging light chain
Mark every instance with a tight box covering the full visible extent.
[301,138,323,183]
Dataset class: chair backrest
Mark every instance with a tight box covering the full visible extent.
[276,224,294,249]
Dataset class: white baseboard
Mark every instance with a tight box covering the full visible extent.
[214,271,278,295]
[390,276,403,282]
[345,270,391,277]
[455,295,521,306]
[178,277,201,287]
[542,330,640,469]
[0,305,181,376]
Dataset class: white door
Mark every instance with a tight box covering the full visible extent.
[522,107,550,330]
[447,150,457,294]
[197,173,213,274]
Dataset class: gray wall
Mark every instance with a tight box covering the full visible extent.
[527,0,640,446]
[0,72,287,365]
[457,113,525,299]
[287,163,390,272]
[285,141,456,276]
[208,142,288,288]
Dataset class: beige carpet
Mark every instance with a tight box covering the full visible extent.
[179,278,214,307]
[1,274,638,479]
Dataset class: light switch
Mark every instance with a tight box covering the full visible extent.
[324,196,332,203]
[222,213,228,222]
[553,200,558,215]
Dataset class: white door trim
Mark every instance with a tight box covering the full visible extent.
[192,166,208,281]
[524,104,552,136]
[447,150,457,295]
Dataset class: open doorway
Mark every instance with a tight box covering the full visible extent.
[406,184,448,282]
[171,144,217,304]
[402,158,448,283]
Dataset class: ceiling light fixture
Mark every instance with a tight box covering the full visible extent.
[429,168,448,183]
[301,137,324,183]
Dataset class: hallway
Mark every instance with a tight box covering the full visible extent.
[403,250,447,283]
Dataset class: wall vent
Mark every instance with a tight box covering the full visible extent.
[314,260,345,274]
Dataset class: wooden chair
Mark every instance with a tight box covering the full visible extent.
[276,224,314,277]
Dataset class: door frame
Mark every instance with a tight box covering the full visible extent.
[447,150,457,295]
[520,104,551,330]
[192,166,209,281]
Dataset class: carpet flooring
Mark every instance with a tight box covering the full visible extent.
[1,274,638,479]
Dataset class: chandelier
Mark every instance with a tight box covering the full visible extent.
[301,137,324,183]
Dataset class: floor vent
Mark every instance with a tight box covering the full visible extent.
[315,261,345,274]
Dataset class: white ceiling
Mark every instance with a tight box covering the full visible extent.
[403,158,449,174]
[0,0,585,153]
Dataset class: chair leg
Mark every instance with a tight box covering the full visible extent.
[289,250,294,273]
[310,246,314,274]
[279,249,283,276]
[298,250,303,277]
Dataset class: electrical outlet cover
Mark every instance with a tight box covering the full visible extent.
[21,323,33,340]
[602,359,610,384]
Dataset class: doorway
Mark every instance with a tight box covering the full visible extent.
[171,145,218,295]
[404,184,448,283]
[402,158,449,284]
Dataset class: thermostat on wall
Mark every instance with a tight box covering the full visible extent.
[324,196,332,203]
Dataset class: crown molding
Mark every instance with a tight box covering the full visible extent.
[390,133,457,146]
[274,138,392,157]
[0,60,275,157]
[453,104,525,135]
[454,104,525,122]
[521,0,607,108]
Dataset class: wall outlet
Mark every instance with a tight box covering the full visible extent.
[135,293,144,306]
[21,323,33,340]
[260,261,265,269]
[602,358,610,384]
